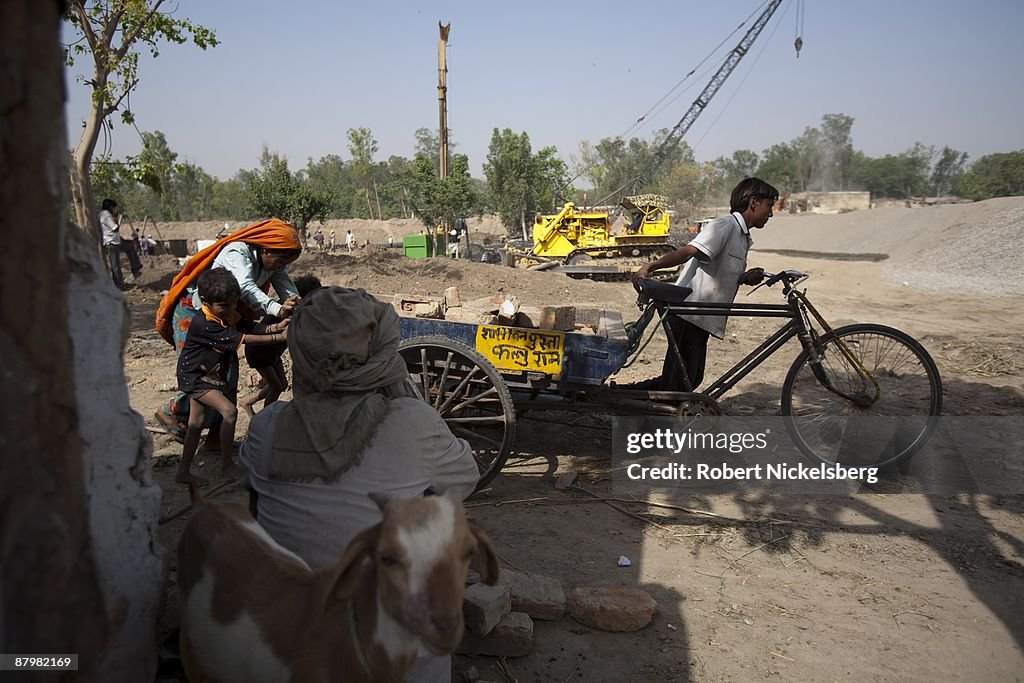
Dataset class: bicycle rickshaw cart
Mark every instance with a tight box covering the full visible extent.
[398,269,943,489]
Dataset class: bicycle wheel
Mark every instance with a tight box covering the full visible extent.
[782,324,942,468]
[399,336,516,490]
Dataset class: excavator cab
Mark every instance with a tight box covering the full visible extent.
[619,194,671,238]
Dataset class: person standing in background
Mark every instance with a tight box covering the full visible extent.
[99,198,126,289]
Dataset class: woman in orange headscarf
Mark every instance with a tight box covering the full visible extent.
[154,219,303,440]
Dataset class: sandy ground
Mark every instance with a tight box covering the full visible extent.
[132,203,1024,682]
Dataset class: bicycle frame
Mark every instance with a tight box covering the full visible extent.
[633,273,880,404]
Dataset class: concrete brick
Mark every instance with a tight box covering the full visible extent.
[513,306,542,328]
[462,582,511,636]
[497,297,521,325]
[457,612,534,657]
[539,305,577,331]
[413,301,443,318]
[568,586,656,632]
[444,307,498,325]
[393,293,443,317]
[444,286,462,308]
[500,569,567,621]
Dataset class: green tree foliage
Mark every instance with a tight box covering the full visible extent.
[756,143,800,192]
[211,175,251,219]
[305,154,356,218]
[484,128,569,235]
[404,153,476,230]
[346,127,379,218]
[820,113,855,190]
[173,161,216,220]
[382,155,414,219]
[575,130,692,203]
[929,146,969,196]
[851,143,933,198]
[484,129,537,232]
[956,150,1024,200]
[88,130,245,221]
[137,130,179,219]
[711,149,760,198]
[245,149,331,232]
[64,0,217,243]
[663,162,717,223]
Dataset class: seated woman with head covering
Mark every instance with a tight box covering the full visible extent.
[239,286,479,683]
[154,219,303,442]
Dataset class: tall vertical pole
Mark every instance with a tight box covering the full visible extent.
[438,22,450,181]
[437,22,451,255]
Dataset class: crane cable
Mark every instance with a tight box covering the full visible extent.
[598,0,796,206]
[689,0,794,155]
[618,0,774,141]
[794,0,804,57]
[562,0,771,199]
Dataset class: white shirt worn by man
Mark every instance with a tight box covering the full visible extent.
[674,211,752,339]
[99,209,121,247]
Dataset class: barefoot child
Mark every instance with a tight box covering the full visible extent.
[239,274,323,417]
[176,268,289,486]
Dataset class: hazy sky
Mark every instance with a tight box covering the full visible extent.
[64,0,1024,182]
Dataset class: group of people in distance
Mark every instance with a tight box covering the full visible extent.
[134,175,777,682]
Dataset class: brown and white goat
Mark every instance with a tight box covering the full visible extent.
[176,486,499,683]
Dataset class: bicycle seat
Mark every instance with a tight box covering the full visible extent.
[635,278,692,304]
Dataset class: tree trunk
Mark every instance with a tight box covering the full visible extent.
[70,67,106,257]
[364,186,374,220]
[1,0,113,675]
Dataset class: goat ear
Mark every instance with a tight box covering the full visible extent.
[330,524,380,600]
[469,524,500,586]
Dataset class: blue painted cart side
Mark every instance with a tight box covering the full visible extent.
[399,315,631,387]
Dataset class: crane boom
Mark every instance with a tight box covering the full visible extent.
[631,0,784,193]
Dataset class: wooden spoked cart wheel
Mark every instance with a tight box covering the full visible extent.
[399,335,516,490]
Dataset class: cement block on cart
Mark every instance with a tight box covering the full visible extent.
[539,305,577,331]
[393,293,444,318]
[444,286,462,308]
[513,306,542,328]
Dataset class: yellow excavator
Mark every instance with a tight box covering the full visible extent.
[507,194,675,281]
[502,0,788,281]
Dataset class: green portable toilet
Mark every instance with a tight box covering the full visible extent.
[403,234,433,259]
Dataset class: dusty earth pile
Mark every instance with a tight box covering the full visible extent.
[753,196,1024,297]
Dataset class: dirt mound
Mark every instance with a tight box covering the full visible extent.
[291,250,639,311]
[753,197,1024,297]
[148,214,509,244]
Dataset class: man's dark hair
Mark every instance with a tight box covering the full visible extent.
[293,274,323,298]
[101,198,118,212]
[197,267,241,304]
[730,177,779,213]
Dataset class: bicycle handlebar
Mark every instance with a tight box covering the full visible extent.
[761,269,809,285]
[747,269,809,296]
